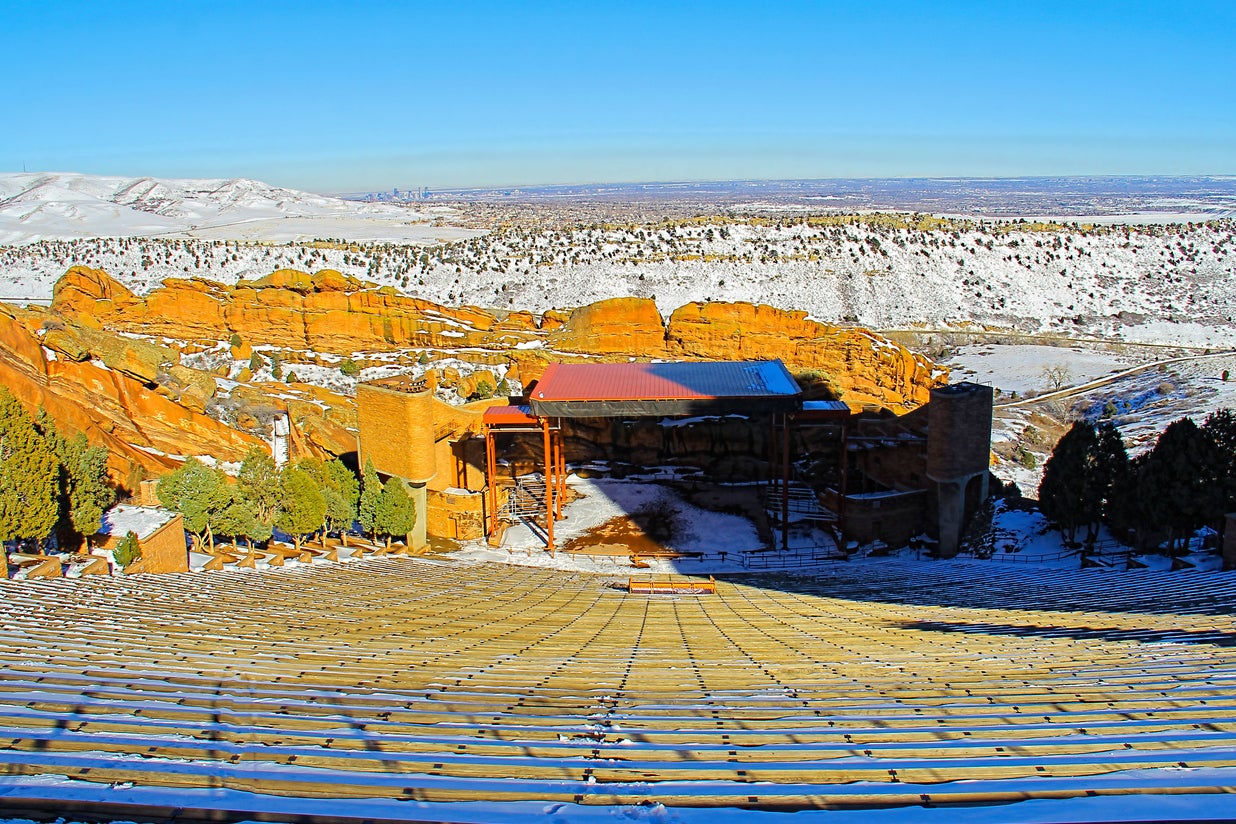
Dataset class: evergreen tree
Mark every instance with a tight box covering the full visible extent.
[1105,452,1146,543]
[275,465,326,552]
[236,446,280,531]
[33,411,114,551]
[358,459,382,541]
[0,390,59,546]
[157,458,232,552]
[213,495,268,549]
[113,530,141,569]
[1137,418,1214,554]
[1086,422,1129,542]
[293,457,357,546]
[1040,421,1131,549]
[56,431,113,550]
[1201,409,1236,522]
[324,459,360,546]
[1038,421,1098,544]
[375,477,418,548]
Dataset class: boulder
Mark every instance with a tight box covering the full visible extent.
[548,297,667,356]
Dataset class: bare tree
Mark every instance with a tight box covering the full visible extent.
[1041,363,1072,392]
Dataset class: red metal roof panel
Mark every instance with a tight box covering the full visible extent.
[534,361,801,402]
[482,405,539,426]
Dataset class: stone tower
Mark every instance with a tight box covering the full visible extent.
[925,382,993,558]
[356,376,437,550]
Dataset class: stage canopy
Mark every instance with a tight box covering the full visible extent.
[526,360,803,418]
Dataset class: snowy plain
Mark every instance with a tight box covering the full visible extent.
[0,173,481,246]
[1,175,1233,350]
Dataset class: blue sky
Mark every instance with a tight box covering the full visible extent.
[2,1,1233,192]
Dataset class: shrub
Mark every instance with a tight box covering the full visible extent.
[633,501,683,545]
[113,531,141,568]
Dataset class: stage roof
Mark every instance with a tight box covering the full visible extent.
[528,360,803,418]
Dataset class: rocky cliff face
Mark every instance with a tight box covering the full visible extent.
[52,266,943,410]
[53,266,538,354]
[2,267,948,489]
[0,303,264,488]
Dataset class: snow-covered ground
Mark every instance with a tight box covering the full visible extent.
[0,179,1232,348]
[989,349,1236,493]
[452,475,1223,576]
[0,172,480,246]
[454,477,770,574]
[945,343,1143,397]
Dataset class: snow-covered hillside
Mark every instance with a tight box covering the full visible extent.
[2,213,1232,347]
[0,173,479,246]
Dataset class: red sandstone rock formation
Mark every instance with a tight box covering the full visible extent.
[50,266,944,414]
[0,303,263,489]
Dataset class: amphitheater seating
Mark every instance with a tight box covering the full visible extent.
[0,557,1234,819]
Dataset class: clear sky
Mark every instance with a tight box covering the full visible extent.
[2,1,1233,193]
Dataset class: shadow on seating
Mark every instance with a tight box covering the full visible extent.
[894,618,1236,647]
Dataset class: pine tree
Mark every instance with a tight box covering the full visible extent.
[48,427,114,551]
[324,459,360,546]
[358,459,382,542]
[157,458,232,552]
[236,446,280,531]
[1137,418,1214,554]
[0,390,59,546]
[375,477,418,548]
[1201,409,1236,523]
[1038,421,1097,545]
[293,457,358,547]
[213,495,265,550]
[1086,422,1129,544]
[275,466,326,552]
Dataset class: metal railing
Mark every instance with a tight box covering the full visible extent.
[765,484,838,524]
[501,478,547,521]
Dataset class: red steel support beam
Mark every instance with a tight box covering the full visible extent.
[485,428,497,537]
[555,423,566,519]
[542,417,555,554]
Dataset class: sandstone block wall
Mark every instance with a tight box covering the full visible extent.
[426,488,486,541]
[926,383,994,482]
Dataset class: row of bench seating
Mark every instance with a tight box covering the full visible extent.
[0,557,1232,816]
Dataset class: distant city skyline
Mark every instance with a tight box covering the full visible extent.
[3,1,1233,194]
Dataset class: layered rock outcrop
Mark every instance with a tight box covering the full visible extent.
[542,297,939,408]
[25,267,946,480]
[53,266,535,354]
[0,304,263,488]
[52,270,942,411]
[667,302,939,408]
